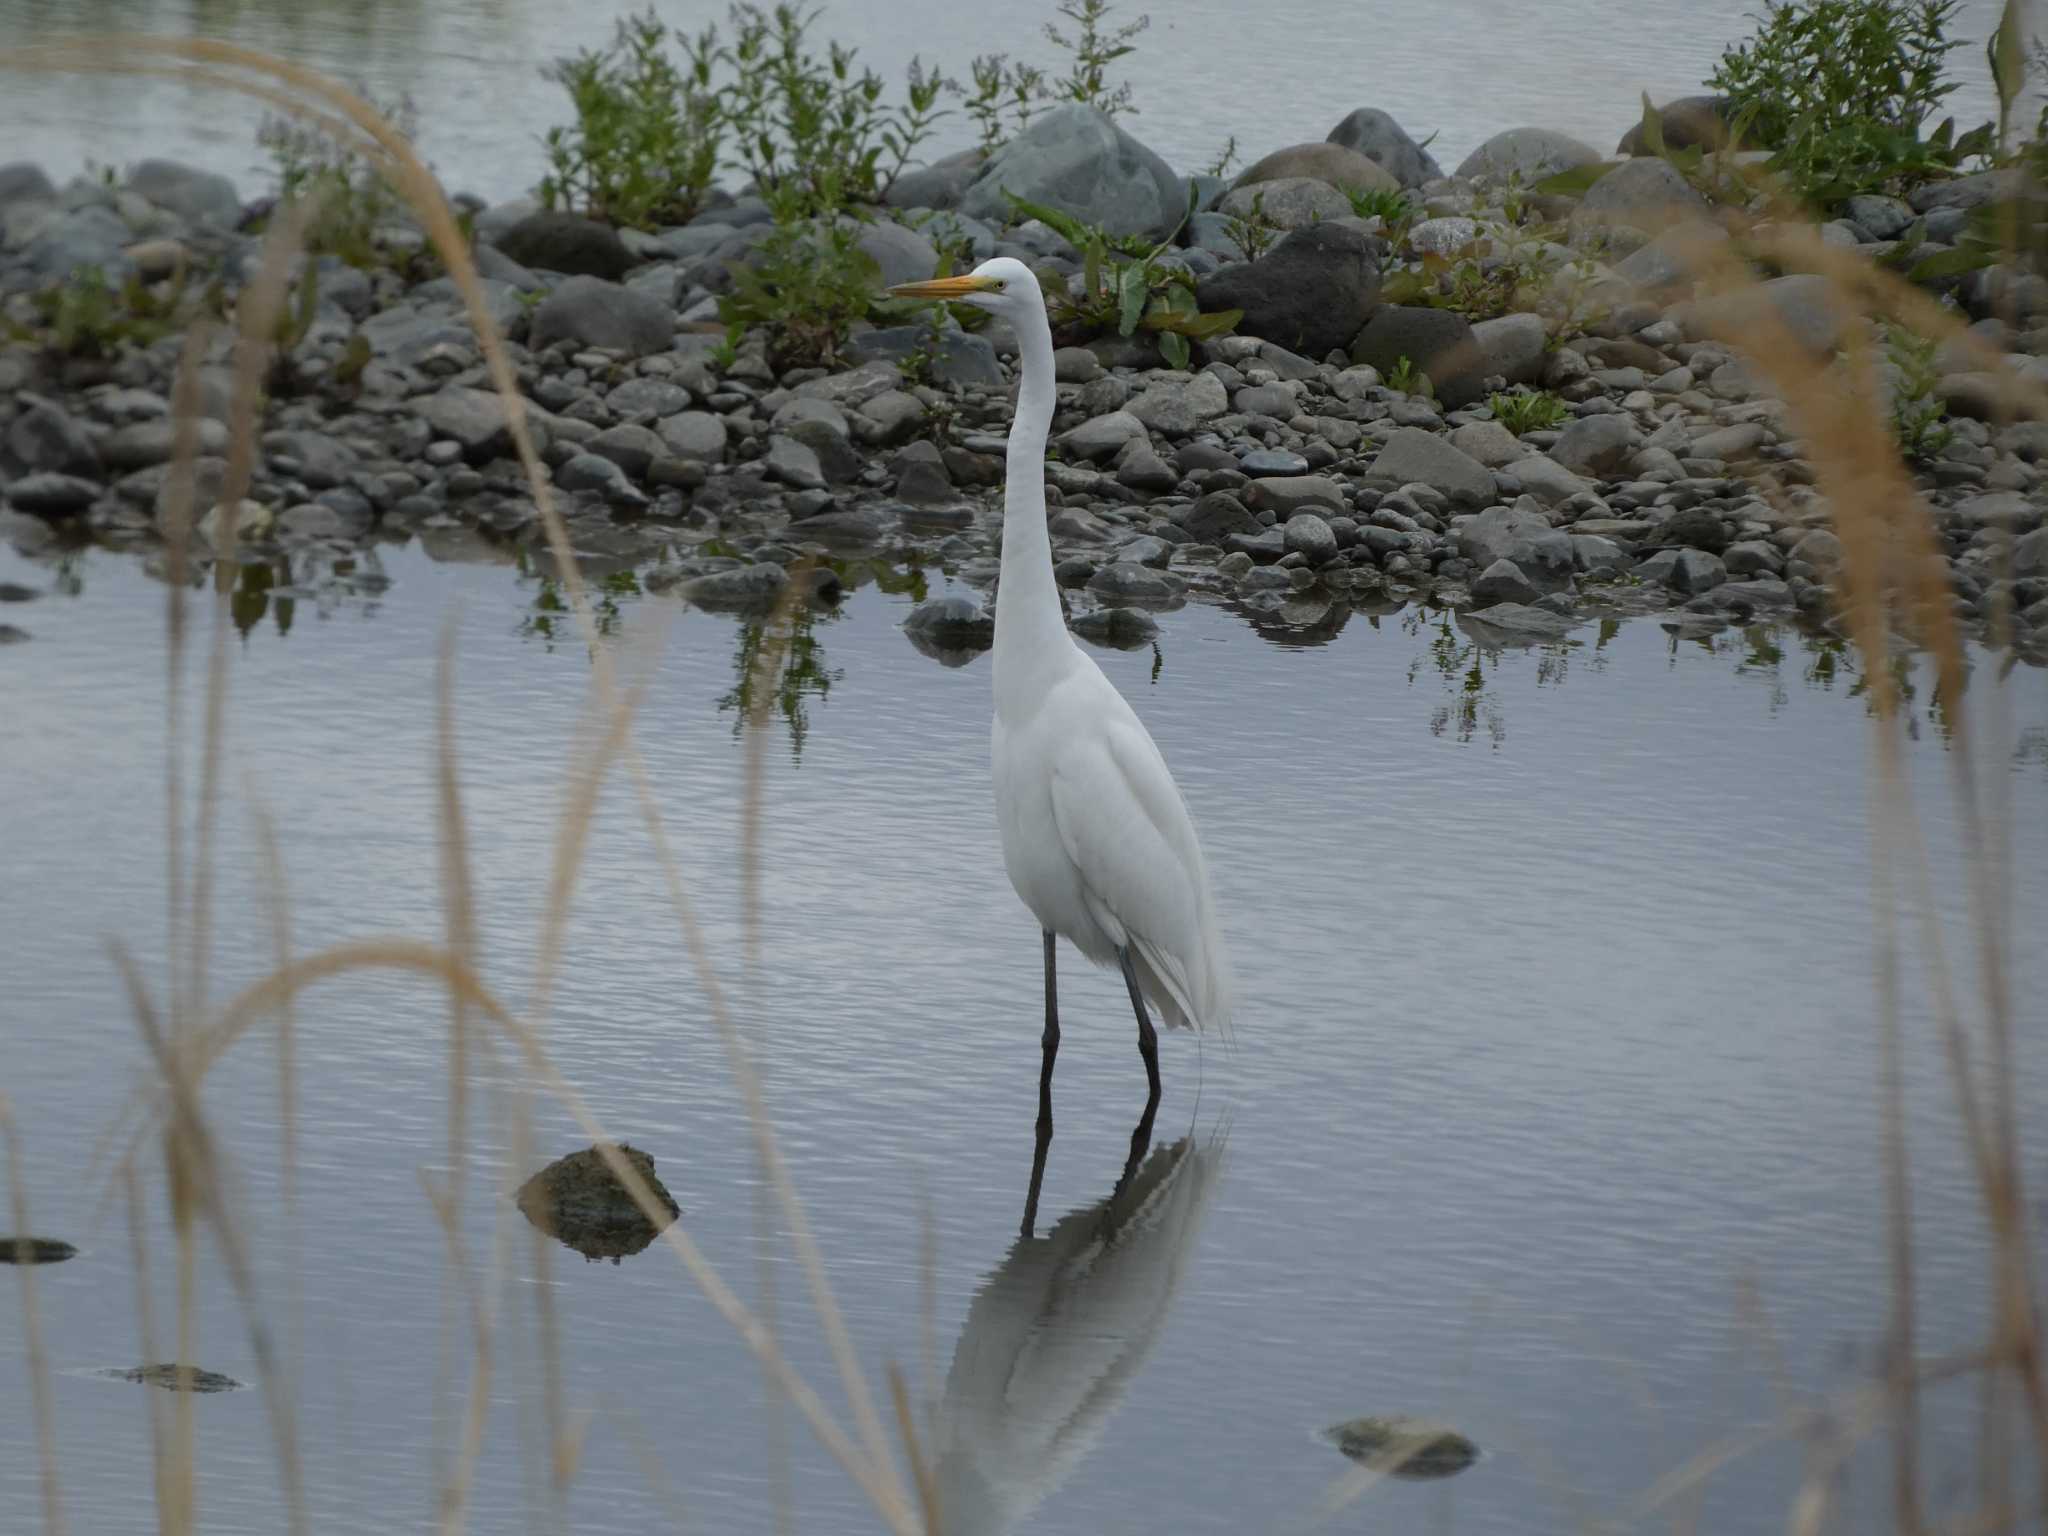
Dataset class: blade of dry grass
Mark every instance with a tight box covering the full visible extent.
[1,1097,66,1536]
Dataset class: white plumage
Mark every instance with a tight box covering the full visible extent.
[893,256,1232,1085]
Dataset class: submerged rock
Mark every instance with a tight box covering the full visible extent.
[514,1143,680,1265]
[904,593,996,665]
[1070,605,1159,649]
[0,1236,76,1264]
[1321,1415,1479,1479]
[104,1364,244,1393]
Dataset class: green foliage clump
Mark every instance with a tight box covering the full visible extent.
[1221,188,1279,262]
[540,9,722,229]
[1489,389,1570,435]
[1345,186,1413,224]
[1007,194,1238,368]
[1885,324,1954,463]
[964,54,1046,156]
[256,94,427,270]
[1042,0,1148,117]
[1708,0,1992,205]
[16,264,202,358]
[717,200,880,371]
[1384,356,1432,398]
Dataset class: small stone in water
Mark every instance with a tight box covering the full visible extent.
[0,1236,76,1264]
[1321,1416,1479,1479]
[1070,605,1159,649]
[1239,449,1309,477]
[514,1144,680,1266]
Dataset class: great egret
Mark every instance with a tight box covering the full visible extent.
[889,258,1232,1219]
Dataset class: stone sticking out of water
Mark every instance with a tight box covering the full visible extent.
[1321,1415,1479,1479]
[514,1143,680,1265]
[0,1236,77,1264]
[102,1364,244,1393]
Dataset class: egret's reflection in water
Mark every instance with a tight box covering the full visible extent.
[932,1127,1227,1536]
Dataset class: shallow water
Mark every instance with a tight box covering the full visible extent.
[0,0,2022,205]
[1,530,2045,1534]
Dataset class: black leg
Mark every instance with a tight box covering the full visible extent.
[1022,929,1059,1237]
[1116,946,1161,1193]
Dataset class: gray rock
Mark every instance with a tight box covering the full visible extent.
[529,276,674,357]
[893,439,955,504]
[1233,143,1399,196]
[1195,222,1381,360]
[608,378,695,418]
[1449,419,1525,468]
[17,205,133,281]
[1370,428,1495,506]
[1649,507,1733,553]
[2011,525,2048,577]
[1505,455,1595,506]
[1473,557,1541,605]
[903,593,995,658]
[1669,548,1727,594]
[1116,446,1177,492]
[785,505,891,544]
[494,211,635,280]
[855,389,928,445]
[1457,500,1574,592]
[1845,194,1915,240]
[101,417,228,471]
[1709,577,1793,611]
[277,500,371,541]
[1615,223,1730,292]
[1282,511,1339,563]
[1406,216,1480,257]
[1351,306,1485,407]
[5,472,99,517]
[6,399,100,478]
[1087,561,1175,600]
[1240,447,1309,475]
[0,162,55,208]
[884,148,985,211]
[1616,96,1733,155]
[262,429,355,488]
[961,103,1184,240]
[657,411,727,463]
[1683,273,1849,355]
[1690,422,1768,461]
[1457,602,1584,643]
[848,325,1003,388]
[1325,108,1442,188]
[1249,475,1346,515]
[1549,413,1637,475]
[1454,127,1602,184]
[586,423,666,478]
[1183,490,1261,542]
[556,452,649,507]
[682,564,790,609]
[1947,491,2041,531]
[764,434,827,489]
[1722,539,1783,576]
[124,159,241,228]
[1070,605,1159,647]
[1125,372,1228,434]
[1469,312,1548,388]
[1218,177,1354,230]
[1908,168,2026,214]
[420,385,549,463]
[854,220,940,287]
[1570,533,1630,574]
[1580,156,1708,216]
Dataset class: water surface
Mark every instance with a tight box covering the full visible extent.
[1,534,2043,1533]
[0,0,2023,205]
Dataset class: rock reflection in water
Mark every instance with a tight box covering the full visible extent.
[1321,1414,1480,1480]
[931,1129,1226,1536]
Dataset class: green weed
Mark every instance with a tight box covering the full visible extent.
[1489,389,1571,434]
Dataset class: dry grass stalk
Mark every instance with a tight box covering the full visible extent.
[1,1098,66,1536]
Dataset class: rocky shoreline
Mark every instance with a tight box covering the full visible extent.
[3,99,2048,663]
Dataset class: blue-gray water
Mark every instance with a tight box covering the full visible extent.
[2,532,2044,1534]
[0,0,2024,205]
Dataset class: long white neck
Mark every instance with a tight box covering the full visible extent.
[992,298,1075,719]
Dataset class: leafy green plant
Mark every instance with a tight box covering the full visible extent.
[1042,0,1148,117]
[1203,135,1240,178]
[724,3,946,214]
[17,263,199,358]
[964,53,1045,155]
[1489,389,1570,434]
[540,9,722,229]
[717,201,880,370]
[1707,0,1993,205]
[1006,194,1238,367]
[1885,323,1954,463]
[1221,188,1279,262]
[1345,185,1413,224]
[257,93,419,268]
[1385,355,1432,398]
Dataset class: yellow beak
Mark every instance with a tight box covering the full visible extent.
[887,274,1000,300]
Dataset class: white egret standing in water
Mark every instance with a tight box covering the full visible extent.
[890,260,1232,1222]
